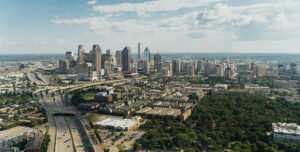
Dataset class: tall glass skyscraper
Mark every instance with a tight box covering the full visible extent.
[143,47,151,74]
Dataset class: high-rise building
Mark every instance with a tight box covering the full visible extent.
[138,43,142,60]
[92,44,102,72]
[196,60,203,73]
[187,64,195,76]
[154,53,162,71]
[237,64,250,72]
[122,47,131,72]
[59,59,70,74]
[238,71,253,83]
[204,61,216,75]
[216,64,225,77]
[137,60,145,73]
[143,47,151,74]
[162,62,173,77]
[66,51,74,62]
[251,62,255,71]
[278,64,286,75]
[77,45,86,64]
[78,63,98,81]
[254,66,266,77]
[105,49,113,74]
[172,59,181,73]
[225,67,235,79]
[100,49,113,74]
[115,50,122,66]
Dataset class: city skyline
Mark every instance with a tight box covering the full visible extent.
[1,0,300,54]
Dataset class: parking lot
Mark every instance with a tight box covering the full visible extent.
[86,113,144,151]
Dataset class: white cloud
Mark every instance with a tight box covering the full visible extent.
[196,0,300,28]
[52,17,149,35]
[87,0,97,5]
[92,0,222,15]
[50,0,300,53]
[194,1,300,41]
[197,4,268,27]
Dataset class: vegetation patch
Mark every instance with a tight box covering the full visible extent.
[137,95,300,152]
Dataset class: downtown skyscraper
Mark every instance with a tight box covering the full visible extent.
[154,53,162,71]
[92,44,102,72]
[138,42,142,60]
[122,47,131,72]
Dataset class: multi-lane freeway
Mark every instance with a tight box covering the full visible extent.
[25,71,49,86]
[34,78,131,152]
[37,91,91,152]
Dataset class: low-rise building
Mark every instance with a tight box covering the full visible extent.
[96,117,141,131]
[180,109,192,121]
[244,84,270,95]
[137,107,182,118]
[24,130,45,152]
[272,122,300,143]
[0,126,33,148]
[273,80,292,89]
[95,90,121,103]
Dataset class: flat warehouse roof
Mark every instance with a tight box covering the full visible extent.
[273,122,300,135]
[0,126,33,142]
[96,118,138,128]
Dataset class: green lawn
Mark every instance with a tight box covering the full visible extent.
[116,144,125,151]
[82,92,96,101]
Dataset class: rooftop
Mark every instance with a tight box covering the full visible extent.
[272,122,300,135]
[96,118,138,129]
[0,126,33,142]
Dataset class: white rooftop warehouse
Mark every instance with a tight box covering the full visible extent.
[272,122,300,143]
[96,117,141,131]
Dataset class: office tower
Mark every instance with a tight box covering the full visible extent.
[78,63,98,81]
[122,47,131,71]
[143,47,151,74]
[77,45,86,64]
[216,64,225,77]
[251,62,255,71]
[266,65,278,77]
[66,51,73,62]
[254,66,266,77]
[143,47,151,62]
[225,67,235,79]
[162,62,173,77]
[187,64,195,76]
[106,49,111,55]
[104,49,113,74]
[115,50,122,66]
[237,64,250,72]
[154,53,162,71]
[138,42,142,60]
[196,60,203,73]
[92,44,102,72]
[137,60,145,72]
[238,71,253,83]
[59,59,70,74]
[172,59,181,73]
[180,62,188,74]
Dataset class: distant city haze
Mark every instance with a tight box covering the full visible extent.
[1,0,300,53]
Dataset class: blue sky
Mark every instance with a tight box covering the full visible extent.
[1,0,300,54]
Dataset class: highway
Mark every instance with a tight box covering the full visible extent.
[38,90,91,152]
[34,79,131,152]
